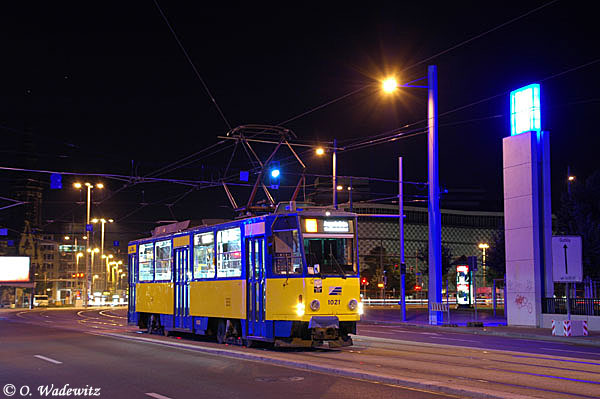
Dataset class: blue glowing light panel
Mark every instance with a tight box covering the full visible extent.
[510,83,541,136]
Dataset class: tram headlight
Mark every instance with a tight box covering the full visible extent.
[296,302,305,316]
[348,299,358,311]
[310,299,320,312]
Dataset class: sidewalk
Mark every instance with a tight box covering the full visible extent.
[361,306,600,346]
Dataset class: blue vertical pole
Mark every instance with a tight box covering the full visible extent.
[399,157,406,321]
[427,65,442,325]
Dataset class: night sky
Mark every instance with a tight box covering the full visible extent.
[1,1,598,244]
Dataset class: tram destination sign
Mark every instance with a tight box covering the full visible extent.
[302,218,353,234]
[323,220,349,233]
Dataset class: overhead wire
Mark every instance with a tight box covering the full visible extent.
[152,0,232,131]
[275,0,560,127]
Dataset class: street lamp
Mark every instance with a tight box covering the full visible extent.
[381,65,441,325]
[92,217,114,290]
[478,243,489,286]
[315,143,339,209]
[74,182,103,306]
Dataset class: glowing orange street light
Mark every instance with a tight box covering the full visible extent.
[382,77,398,93]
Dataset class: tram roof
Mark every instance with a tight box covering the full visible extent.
[129,202,357,243]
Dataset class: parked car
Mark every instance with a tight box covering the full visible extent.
[33,295,49,307]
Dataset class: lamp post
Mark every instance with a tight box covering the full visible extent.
[92,274,99,297]
[87,248,99,293]
[102,254,113,291]
[567,166,575,198]
[92,218,113,291]
[382,65,442,324]
[315,142,339,209]
[74,182,103,306]
[478,243,489,287]
[76,251,83,298]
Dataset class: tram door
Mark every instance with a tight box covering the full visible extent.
[246,236,265,337]
[127,253,136,323]
[174,247,190,329]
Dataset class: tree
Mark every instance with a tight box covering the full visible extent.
[556,170,600,280]
[485,229,506,284]
[417,245,454,280]
[361,246,416,295]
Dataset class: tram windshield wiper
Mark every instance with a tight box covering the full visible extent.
[328,253,347,279]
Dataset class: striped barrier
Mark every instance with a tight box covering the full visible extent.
[563,320,572,336]
[552,319,589,337]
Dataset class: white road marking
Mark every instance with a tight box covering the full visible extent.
[34,355,62,364]
[540,347,599,355]
[432,337,476,343]
[145,393,173,399]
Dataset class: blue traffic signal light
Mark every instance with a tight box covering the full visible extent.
[50,173,62,189]
[269,162,280,189]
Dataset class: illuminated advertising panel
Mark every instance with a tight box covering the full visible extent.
[510,83,541,136]
[456,264,471,306]
[0,256,31,282]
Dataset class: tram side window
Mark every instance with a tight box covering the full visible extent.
[154,240,172,281]
[216,228,241,277]
[138,243,154,281]
[273,230,302,275]
[193,232,215,279]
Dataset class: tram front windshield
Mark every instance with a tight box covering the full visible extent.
[304,237,356,276]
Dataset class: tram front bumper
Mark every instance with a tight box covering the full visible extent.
[309,316,339,340]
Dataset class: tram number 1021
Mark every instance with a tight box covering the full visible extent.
[328,299,341,305]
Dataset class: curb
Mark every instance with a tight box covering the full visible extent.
[97,331,532,399]
[360,320,600,347]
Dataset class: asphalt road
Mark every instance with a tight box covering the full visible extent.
[0,309,456,399]
[356,324,600,361]
[2,308,600,399]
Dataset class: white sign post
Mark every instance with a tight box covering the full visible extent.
[552,235,583,320]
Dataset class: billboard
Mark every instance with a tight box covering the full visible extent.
[0,256,31,283]
[456,264,472,306]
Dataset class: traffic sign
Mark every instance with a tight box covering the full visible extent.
[552,235,582,282]
[86,224,93,232]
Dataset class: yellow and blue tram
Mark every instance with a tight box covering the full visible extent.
[127,205,362,347]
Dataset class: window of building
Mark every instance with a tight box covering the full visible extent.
[193,232,214,279]
[216,228,241,277]
[154,240,172,281]
[273,230,302,275]
[138,243,154,281]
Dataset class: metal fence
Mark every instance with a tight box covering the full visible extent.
[362,298,505,306]
[543,298,600,316]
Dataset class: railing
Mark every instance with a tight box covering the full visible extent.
[362,298,505,306]
[543,298,600,316]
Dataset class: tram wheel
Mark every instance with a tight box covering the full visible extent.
[216,319,226,344]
